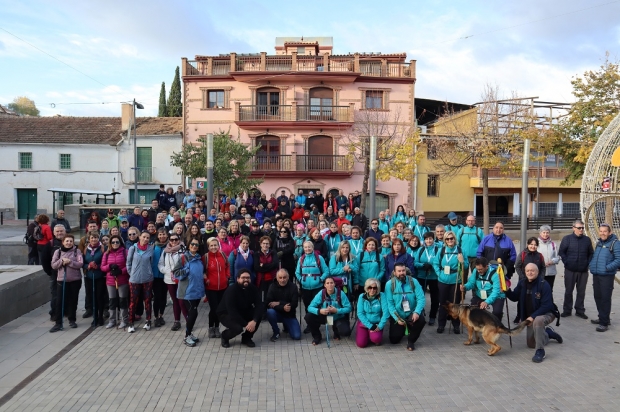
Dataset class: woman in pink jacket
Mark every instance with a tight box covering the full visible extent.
[101,235,129,329]
[49,235,83,333]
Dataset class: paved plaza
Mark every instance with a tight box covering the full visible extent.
[0,262,619,412]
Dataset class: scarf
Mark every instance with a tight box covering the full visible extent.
[238,246,250,260]
[137,242,148,251]
[87,242,101,256]
[164,242,183,254]
[61,245,72,252]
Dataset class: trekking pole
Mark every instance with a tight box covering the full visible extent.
[325,323,330,348]
[459,261,465,334]
[61,267,67,330]
[497,258,512,348]
[92,269,96,328]
[115,276,120,323]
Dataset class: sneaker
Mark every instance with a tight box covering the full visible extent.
[208,327,216,338]
[214,328,221,338]
[184,336,196,347]
[560,311,571,318]
[118,321,127,329]
[437,326,445,334]
[270,333,280,342]
[545,327,563,343]
[532,349,545,363]
[596,324,609,332]
[171,321,181,331]
[106,320,116,329]
[69,321,77,329]
[127,325,135,333]
[49,324,63,333]
[591,319,600,324]
[190,334,200,343]
[242,339,256,348]
[428,318,435,326]
[575,312,588,320]
[221,337,230,348]
[143,321,151,331]
[82,310,92,319]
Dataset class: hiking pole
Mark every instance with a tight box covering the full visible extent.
[92,269,96,328]
[60,267,67,330]
[497,258,512,348]
[115,276,120,323]
[325,323,330,348]
[459,261,465,334]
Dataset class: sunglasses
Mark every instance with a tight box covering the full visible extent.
[573,226,584,230]
[110,241,121,245]
[280,231,287,234]
[367,286,378,290]
[190,243,200,247]
[128,233,138,236]
[445,237,455,241]
[169,238,179,242]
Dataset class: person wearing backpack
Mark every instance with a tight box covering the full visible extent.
[434,231,469,334]
[589,223,620,332]
[43,224,67,322]
[296,241,330,332]
[461,257,506,322]
[83,231,106,328]
[175,240,206,347]
[385,262,426,351]
[49,235,83,333]
[515,238,547,281]
[35,214,53,267]
[355,238,385,297]
[101,234,129,329]
[329,240,359,296]
[384,239,415,287]
[305,276,352,345]
[158,233,187,331]
[456,214,484,278]
[308,228,329,262]
[538,225,560,291]
[229,236,255,285]
[126,232,155,334]
[356,278,389,348]
[414,232,440,326]
[204,238,230,338]
[26,216,40,265]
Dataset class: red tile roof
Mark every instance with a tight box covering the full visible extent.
[133,117,182,136]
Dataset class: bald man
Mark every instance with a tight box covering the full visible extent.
[505,263,562,363]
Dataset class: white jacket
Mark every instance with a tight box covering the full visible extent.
[158,251,182,285]
[538,237,560,276]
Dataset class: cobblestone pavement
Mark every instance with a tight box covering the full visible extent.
[1,264,619,412]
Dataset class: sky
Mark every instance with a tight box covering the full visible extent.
[1,0,619,117]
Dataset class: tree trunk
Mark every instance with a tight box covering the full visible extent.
[482,168,490,235]
[360,155,370,215]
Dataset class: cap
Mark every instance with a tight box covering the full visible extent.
[107,209,114,213]
[296,224,305,230]
[251,221,259,227]
[448,212,458,220]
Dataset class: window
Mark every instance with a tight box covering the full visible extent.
[365,90,383,109]
[427,141,437,160]
[201,87,231,109]
[297,46,305,55]
[537,202,557,217]
[19,152,32,169]
[562,202,580,216]
[59,154,71,170]
[136,147,153,182]
[427,175,439,197]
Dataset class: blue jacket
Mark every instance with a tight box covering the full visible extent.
[363,228,384,242]
[83,244,105,280]
[307,289,351,321]
[295,252,329,290]
[414,244,439,280]
[589,234,620,276]
[126,244,154,284]
[434,245,469,284]
[457,225,484,258]
[559,233,594,273]
[127,214,144,231]
[295,194,306,207]
[152,244,165,279]
[464,266,505,304]
[228,248,255,284]
[378,218,390,234]
[384,252,415,281]
[477,233,517,274]
[254,210,264,225]
[176,252,206,300]
[355,250,385,287]
[329,254,359,290]
[385,276,425,321]
[357,292,389,329]
[506,275,554,320]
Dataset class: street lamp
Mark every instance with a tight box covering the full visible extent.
[132,99,144,203]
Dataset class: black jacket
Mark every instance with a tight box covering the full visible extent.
[558,233,593,272]
[265,281,299,318]
[351,213,368,232]
[217,282,262,322]
[42,238,63,277]
[274,235,296,272]
[311,236,329,262]
[314,195,325,213]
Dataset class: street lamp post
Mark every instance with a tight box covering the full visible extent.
[206,133,214,212]
[132,99,144,203]
[368,135,377,218]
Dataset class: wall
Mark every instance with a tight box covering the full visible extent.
[0,266,49,327]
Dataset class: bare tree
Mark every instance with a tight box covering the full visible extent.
[342,107,419,215]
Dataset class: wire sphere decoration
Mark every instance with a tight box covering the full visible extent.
[581,112,620,240]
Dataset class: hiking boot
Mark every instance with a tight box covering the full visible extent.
[436,326,445,334]
[214,328,221,338]
[596,324,609,332]
[49,324,63,333]
[171,321,181,331]
[453,327,461,335]
[303,327,310,334]
[69,321,77,328]
[270,333,280,342]
[208,327,216,338]
[154,318,161,327]
[546,327,563,343]
[143,321,151,331]
[560,311,571,318]
[118,321,127,329]
[127,325,135,333]
[190,334,200,343]
[221,337,230,348]
[106,320,116,329]
[82,310,92,319]
[591,319,600,324]
[159,318,165,326]
[428,318,435,326]
[242,338,256,348]
[575,312,588,320]
[532,349,545,363]
[184,336,196,347]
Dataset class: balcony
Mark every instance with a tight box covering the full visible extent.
[250,154,353,178]
[235,103,353,130]
[183,53,415,82]
[469,166,577,189]
[135,167,153,183]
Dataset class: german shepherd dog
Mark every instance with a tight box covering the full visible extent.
[444,302,530,356]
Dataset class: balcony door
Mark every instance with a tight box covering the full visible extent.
[255,136,280,170]
[256,87,280,120]
[308,87,333,121]
[307,135,333,170]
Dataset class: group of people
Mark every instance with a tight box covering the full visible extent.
[28,188,620,361]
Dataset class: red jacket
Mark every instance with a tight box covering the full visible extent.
[101,247,129,286]
[255,250,279,285]
[323,198,337,213]
[205,251,229,291]
[291,207,304,222]
[336,217,351,233]
[37,224,53,246]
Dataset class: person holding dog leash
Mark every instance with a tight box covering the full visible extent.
[460,257,505,322]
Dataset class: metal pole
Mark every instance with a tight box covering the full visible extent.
[368,135,377,218]
[206,133,214,213]
[520,139,531,251]
[133,99,138,204]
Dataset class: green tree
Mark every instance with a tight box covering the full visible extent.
[551,53,620,184]
[167,66,182,117]
[158,82,167,117]
[7,96,40,116]
[170,130,263,196]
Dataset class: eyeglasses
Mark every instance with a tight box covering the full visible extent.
[445,237,455,241]
[367,286,378,290]
[573,226,585,230]
[110,241,121,245]
[128,233,137,237]
[190,242,200,247]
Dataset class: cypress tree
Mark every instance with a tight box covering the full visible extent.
[168,66,182,117]
[158,82,167,117]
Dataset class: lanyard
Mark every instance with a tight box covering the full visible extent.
[329,235,339,250]
[424,247,434,261]
[444,247,456,264]
[351,240,361,256]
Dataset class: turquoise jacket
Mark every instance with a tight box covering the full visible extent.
[385,276,425,321]
[412,224,431,240]
[295,252,329,290]
[407,245,421,260]
[357,292,389,329]
[307,289,351,321]
[391,213,407,226]
[355,250,385,286]
[456,226,485,258]
[348,238,364,258]
[406,216,417,230]
[380,247,392,259]
[152,243,165,279]
[433,245,469,284]
[293,235,306,259]
[414,244,439,280]
[378,218,390,234]
[329,254,359,290]
[324,232,344,259]
[463,266,505,304]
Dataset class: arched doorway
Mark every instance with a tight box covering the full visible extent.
[255,136,280,170]
[307,135,333,170]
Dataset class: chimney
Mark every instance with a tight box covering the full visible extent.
[121,103,133,132]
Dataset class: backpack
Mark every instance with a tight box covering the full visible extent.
[33,223,43,241]
[417,245,439,262]
[359,249,381,264]
[458,226,481,244]
[390,274,416,294]
[521,251,545,268]
[299,250,321,267]
[438,245,463,265]
[321,287,342,307]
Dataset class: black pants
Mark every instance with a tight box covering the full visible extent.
[55,279,82,325]
[437,281,462,328]
[422,279,439,319]
[389,314,426,345]
[259,280,273,310]
[563,269,588,314]
[593,274,614,326]
[84,277,92,312]
[28,245,39,265]
[91,278,107,321]
[220,313,261,341]
[152,278,167,317]
[544,275,556,292]
[183,299,200,336]
[36,245,47,271]
[470,296,505,323]
[301,287,322,314]
[305,313,351,341]
[205,289,226,327]
[49,275,58,318]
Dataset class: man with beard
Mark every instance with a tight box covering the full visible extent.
[218,268,262,348]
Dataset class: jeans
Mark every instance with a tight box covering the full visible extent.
[265,309,301,340]
[592,275,614,326]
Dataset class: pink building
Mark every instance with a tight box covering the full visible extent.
[181,37,416,215]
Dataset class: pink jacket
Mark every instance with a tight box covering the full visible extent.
[101,247,129,286]
[218,237,235,257]
[51,247,83,282]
